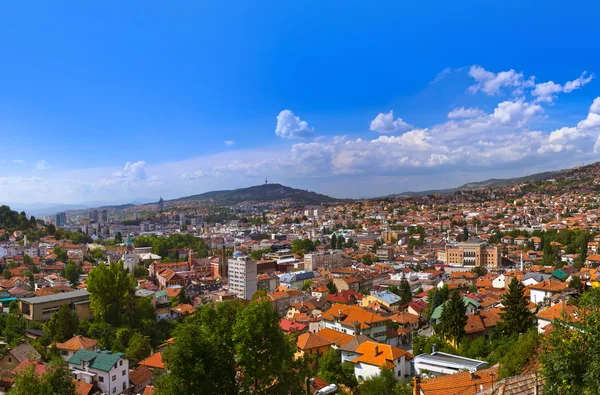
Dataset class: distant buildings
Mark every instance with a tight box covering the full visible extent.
[304,250,343,271]
[228,256,257,300]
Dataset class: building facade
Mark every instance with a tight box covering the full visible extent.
[228,257,258,300]
[304,250,343,271]
[444,239,501,267]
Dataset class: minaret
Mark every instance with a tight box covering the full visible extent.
[520,252,524,272]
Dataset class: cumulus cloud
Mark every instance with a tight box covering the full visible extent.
[12,159,24,164]
[224,140,235,145]
[35,160,48,170]
[532,72,594,103]
[275,110,314,139]
[468,65,526,95]
[447,107,485,119]
[113,161,147,181]
[491,99,543,126]
[369,110,412,134]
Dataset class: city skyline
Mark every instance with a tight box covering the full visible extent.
[2,1,600,205]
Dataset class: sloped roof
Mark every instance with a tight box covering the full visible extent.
[138,352,165,369]
[55,335,97,352]
[473,373,543,395]
[68,349,123,372]
[418,367,499,395]
[350,341,413,368]
[130,365,153,386]
[296,333,334,350]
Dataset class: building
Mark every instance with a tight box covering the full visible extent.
[304,250,343,271]
[68,349,129,395]
[55,212,67,227]
[19,289,92,322]
[158,197,164,213]
[444,238,501,268]
[349,341,413,381]
[55,335,99,362]
[413,351,488,376]
[89,210,99,222]
[101,209,108,224]
[0,342,41,378]
[228,256,258,300]
[321,304,389,340]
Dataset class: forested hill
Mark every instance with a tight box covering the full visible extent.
[169,183,340,206]
[0,205,36,231]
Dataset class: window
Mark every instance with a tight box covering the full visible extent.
[99,377,104,382]
[122,370,126,376]
[113,387,116,394]
[112,375,116,381]
[61,351,68,356]
[119,360,123,366]
[123,382,126,390]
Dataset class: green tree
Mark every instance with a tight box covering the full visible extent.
[326,280,338,294]
[302,280,313,291]
[496,278,534,337]
[439,291,467,346]
[540,288,600,394]
[426,285,449,319]
[125,332,152,364]
[115,231,123,243]
[233,301,300,393]
[398,276,413,305]
[23,254,33,265]
[330,234,337,250]
[52,246,68,262]
[2,268,11,279]
[46,223,56,236]
[498,330,540,379]
[10,357,76,395]
[337,235,345,249]
[44,304,79,343]
[156,301,245,394]
[359,367,412,395]
[86,261,136,326]
[463,225,469,241]
[63,262,80,287]
[317,349,358,389]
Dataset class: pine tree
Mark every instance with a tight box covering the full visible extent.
[330,234,337,250]
[463,225,469,241]
[439,291,467,345]
[497,277,534,337]
[398,276,413,305]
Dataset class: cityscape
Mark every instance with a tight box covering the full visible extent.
[2,1,600,395]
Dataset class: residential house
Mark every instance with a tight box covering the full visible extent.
[68,349,129,395]
[0,342,41,377]
[349,341,413,381]
[536,301,580,333]
[55,335,98,362]
[321,304,389,341]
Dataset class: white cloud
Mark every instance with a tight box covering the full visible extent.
[224,140,235,145]
[447,107,485,119]
[491,99,543,126]
[532,72,594,103]
[430,67,451,84]
[182,170,207,180]
[275,110,314,139]
[35,160,48,170]
[369,110,412,134]
[113,161,147,181]
[468,65,525,95]
[12,159,24,164]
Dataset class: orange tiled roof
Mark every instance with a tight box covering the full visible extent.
[536,301,579,322]
[55,336,97,352]
[139,352,165,369]
[296,333,334,351]
[321,303,389,329]
[315,328,354,347]
[350,341,413,369]
[418,367,499,395]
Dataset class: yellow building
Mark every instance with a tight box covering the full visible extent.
[295,333,333,367]
[445,238,501,268]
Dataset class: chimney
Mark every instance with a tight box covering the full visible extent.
[374,345,380,356]
[353,321,361,335]
[432,343,436,354]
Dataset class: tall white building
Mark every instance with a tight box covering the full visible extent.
[68,349,129,395]
[228,255,258,300]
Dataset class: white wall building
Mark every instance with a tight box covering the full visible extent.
[228,256,258,300]
[68,349,129,395]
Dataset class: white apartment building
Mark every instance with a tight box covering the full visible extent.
[228,257,258,300]
[68,349,129,395]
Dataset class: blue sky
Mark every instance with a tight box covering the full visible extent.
[2,0,600,205]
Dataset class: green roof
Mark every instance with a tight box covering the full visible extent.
[431,297,481,320]
[68,349,124,372]
[551,269,568,280]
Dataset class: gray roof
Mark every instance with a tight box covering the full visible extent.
[339,334,373,353]
[522,272,552,283]
[20,289,90,305]
[414,351,488,372]
[9,342,41,363]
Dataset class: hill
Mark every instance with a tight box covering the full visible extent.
[389,162,600,197]
[169,183,340,206]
